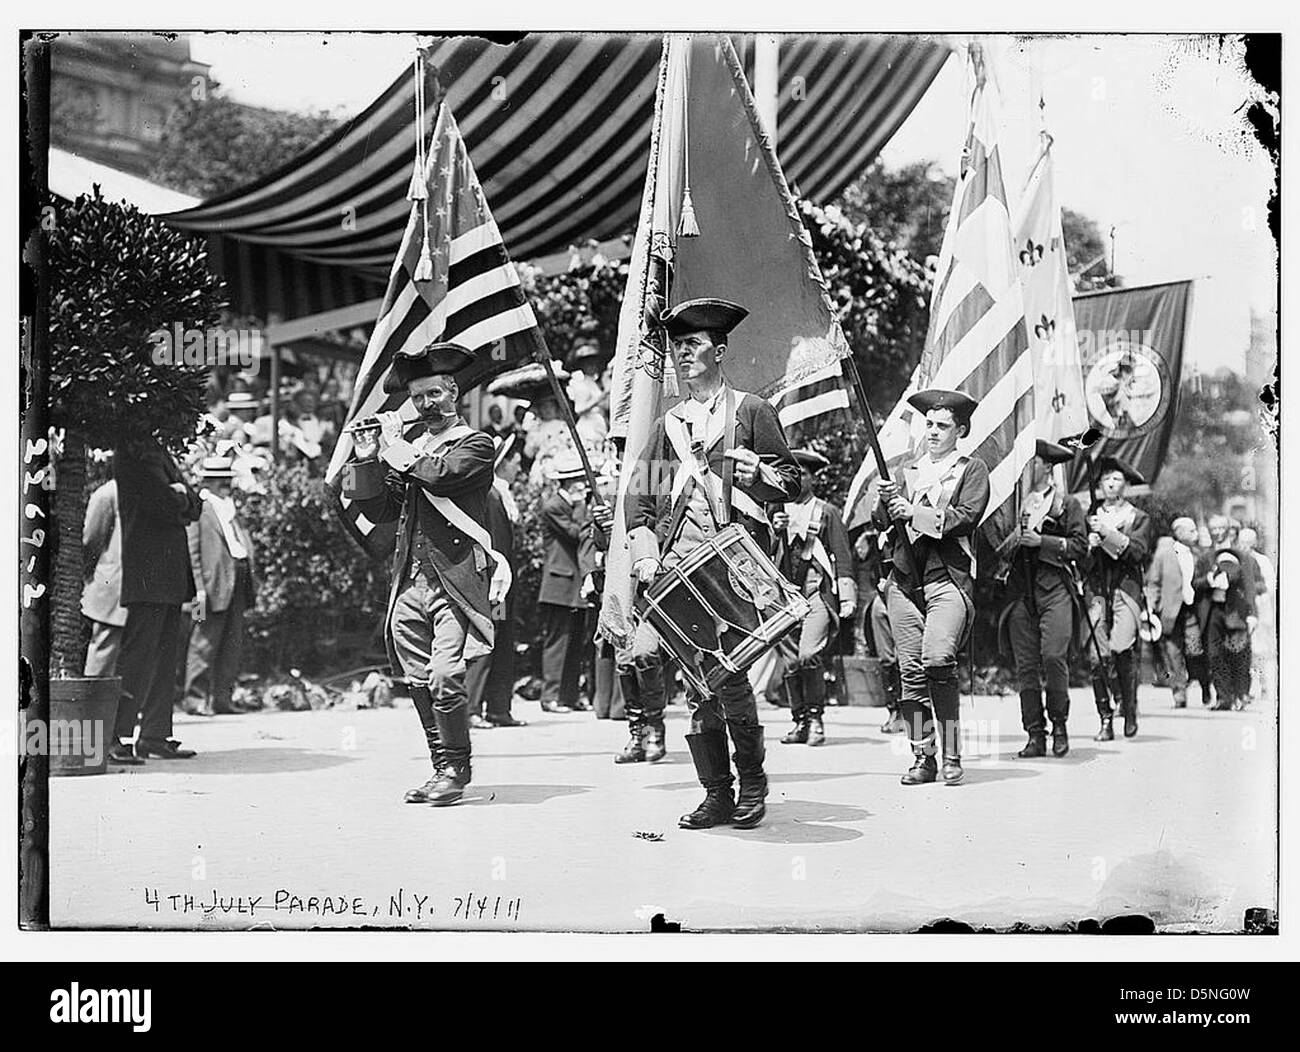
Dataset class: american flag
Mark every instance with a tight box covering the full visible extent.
[326,99,546,555]
[845,43,1035,557]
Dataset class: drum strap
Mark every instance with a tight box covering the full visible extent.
[719,386,737,526]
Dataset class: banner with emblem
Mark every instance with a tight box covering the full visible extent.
[1065,279,1194,493]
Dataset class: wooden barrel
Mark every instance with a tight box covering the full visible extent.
[48,677,121,776]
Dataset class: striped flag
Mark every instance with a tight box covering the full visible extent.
[844,43,1035,560]
[326,99,546,555]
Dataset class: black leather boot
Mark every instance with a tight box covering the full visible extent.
[879,662,906,733]
[1092,669,1115,741]
[780,671,808,743]
[899,697,937,785]
[640,663,667,762]
[1116,649,1139,738]
[404,685,445,803]
[927,664,964,785]
[728,721,768,828]
[1017,687,1046,757]
[801,665,826,746]
[679,732,735,829]
[1047,689,1070,756]
[426,701,472,806]
[613,672,646,764]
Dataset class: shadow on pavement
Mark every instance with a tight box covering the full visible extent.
[109,747,359,776]
[702,799,870,843]
[465,783,592,806]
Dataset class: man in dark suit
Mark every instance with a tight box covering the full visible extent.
[537,453,595,714]
[112,436,203,763]
[624,298,802,829]
[342,341,503,807]
[466,434,527,728]
[1195,516,1259,711]
[876,389,991,786]
[81,477,126,677]
[1001,439,1088,758]
[182,456,257,716]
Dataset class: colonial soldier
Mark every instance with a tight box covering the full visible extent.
[342,342,506,806]
[1001,439,1088,758]
[1081,455,1152,740]
[771,448,857,746]
[874,389,990,786]
[625,298,802,829]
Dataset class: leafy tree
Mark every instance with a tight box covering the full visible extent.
[47,187,228,673]
[148,85,342,200]
[834,158,955,267]
[1061,207,1121,291]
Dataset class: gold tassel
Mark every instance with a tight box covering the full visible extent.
[678,186,700,237]
[406,164,427,202]
[413,244,434,282]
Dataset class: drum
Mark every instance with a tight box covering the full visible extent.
[635,523,811,698]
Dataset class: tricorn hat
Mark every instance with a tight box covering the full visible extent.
[383,341,476,394]
[1035,438,1075,465]
[662,298,748,339]
[791,448,830,472]
[906,388,979,424]
[1094,454,1145,486]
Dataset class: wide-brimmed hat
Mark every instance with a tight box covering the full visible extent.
[546,451,588,482]
[1035,438,1075,465]
[662,298,748,339]
[383,341,476,394]
[791,448,830,472]
[487,361,571,402]
[1094,455,1145,486]
[906,388,979,425]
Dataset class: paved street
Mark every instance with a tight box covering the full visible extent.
[50,686,1276,933]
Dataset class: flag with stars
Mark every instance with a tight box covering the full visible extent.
[327,99,545,555]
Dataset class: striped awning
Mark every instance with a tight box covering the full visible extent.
[162,33,950,321]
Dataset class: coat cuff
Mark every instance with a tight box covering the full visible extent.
[911,504,944,539]
[380,439,421,473]
[1100,530,1130,559]
[1038,535,1068,567]
[341,458,388,500]
[628,526,660,566]
[837,578,857,605]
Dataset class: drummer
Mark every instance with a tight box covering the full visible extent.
[874,388,990,786]
[624,297,802,830]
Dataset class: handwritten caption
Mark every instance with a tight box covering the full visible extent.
[143,887,523,925]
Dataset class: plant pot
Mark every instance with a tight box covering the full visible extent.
[48,676,121,776]
[841,656,888,707]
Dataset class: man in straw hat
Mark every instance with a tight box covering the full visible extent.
[343,341,505,806]
[770,447,857,747]
[1081,455,1152,739]
[181,455,258,717]
[874,388,990,786]
[624,298,802,829]
[538,451,597,714]
[1000,439,1088,758]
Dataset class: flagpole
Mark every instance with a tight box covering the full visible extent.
[533,347,605,502]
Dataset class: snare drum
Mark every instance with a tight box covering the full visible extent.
[635,523,811,698]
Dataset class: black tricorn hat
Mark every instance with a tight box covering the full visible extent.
[792,448,830,472]
[383,341,476,394]
[1094,454,1145,486]
[662,298,748,339]
[1035,438,1075,465]
[906,387,979,424]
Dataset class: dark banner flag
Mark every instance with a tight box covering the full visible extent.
[1066,279,1194,493]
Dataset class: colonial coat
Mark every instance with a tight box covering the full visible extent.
[341,421,497,667]
[1083,500,1151,603]
[774,496,856,637]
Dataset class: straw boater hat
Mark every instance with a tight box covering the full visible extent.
[382,340,475,395]
[486,361,571,402]
[661,298,749,339]
[226,391,259,413]
[546,451,587,483]
[198,455,236,479]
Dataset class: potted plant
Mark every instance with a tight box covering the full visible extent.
[46,187,227,774]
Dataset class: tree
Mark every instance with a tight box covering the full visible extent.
[1061,207,1121,292]
[47,187,228,673]
[148,86,342,200]
[834,158,955,267]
